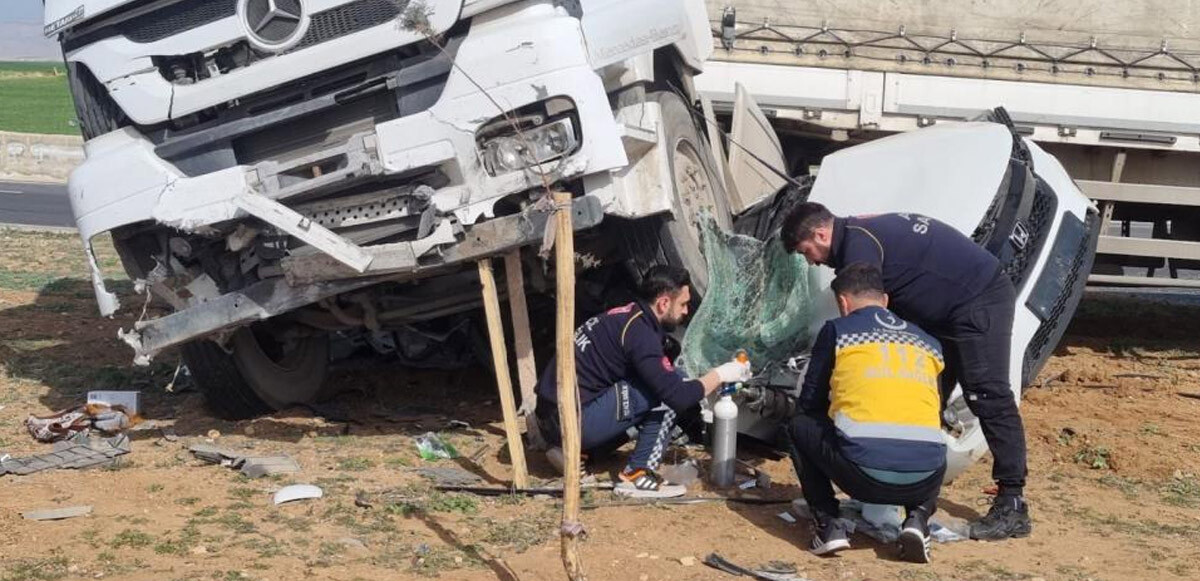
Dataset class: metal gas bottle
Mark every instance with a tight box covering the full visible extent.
[710,392,739,487]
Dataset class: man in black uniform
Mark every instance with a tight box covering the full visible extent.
[536,266,751,498]
[781,202,1031,540]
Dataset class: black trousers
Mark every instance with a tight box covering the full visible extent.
[936,271,1028,492]
[787,413,944,519]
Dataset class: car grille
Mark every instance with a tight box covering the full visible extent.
[1022,208,1100,385]
[292,0,411,51]
[1001,180,1057,290]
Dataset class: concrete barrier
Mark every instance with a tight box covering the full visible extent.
[0,130,84,183]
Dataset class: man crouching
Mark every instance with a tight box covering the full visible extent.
[788,263,946,563]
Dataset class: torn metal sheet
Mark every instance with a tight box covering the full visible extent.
[234,193,373,273]
[22,506,93,521]
[283,194,604,285]
[0,434,131,476]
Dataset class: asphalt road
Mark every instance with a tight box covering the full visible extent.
[0,181,73,228]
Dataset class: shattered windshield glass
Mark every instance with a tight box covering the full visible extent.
[680,214,822,377]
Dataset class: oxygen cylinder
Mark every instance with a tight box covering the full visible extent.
[710,393,739,487]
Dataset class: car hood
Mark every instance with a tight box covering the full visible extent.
[809,122,1012,234]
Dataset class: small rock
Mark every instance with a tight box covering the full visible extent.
[337,537,367,550]
[306,431,318,438]
[679,556,696,567]
[68,565,78,573]
[206,429,221,439]
[636,553,648,559]
[244,425,256,436]
[1031,577,1047,581]
[649,554,659,560]
[191,546,209,555]
[638,576,648,581]
[454,556,463,564]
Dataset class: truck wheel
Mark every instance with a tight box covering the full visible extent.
[181,326,330,420]
[66,63,127,140]
[652,90,732,295]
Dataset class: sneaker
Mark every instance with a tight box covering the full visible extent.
[613,467,686,498]
[898,510,932,564]
[970,495,1032,540]
[809,513,852,556]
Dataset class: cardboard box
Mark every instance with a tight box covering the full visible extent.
[87,391,140,415]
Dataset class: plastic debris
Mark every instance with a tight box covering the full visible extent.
[25,404,140,443]
[414,432,459,460]
[1,434,131,476]
[22,506,93,521]
[776,511,797,524]
[273,484,323,505]
[659,461,700,487]
[86,391,141,415]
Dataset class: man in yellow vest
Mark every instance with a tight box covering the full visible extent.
[788,263,946,564]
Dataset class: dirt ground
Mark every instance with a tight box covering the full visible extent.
[3,229,1200,581]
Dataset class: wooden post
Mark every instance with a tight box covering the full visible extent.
[504,250,539,418]
[553,192,586,580]
[477,258,530,489]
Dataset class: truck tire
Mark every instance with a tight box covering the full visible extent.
[66,63,127,141]
[651,90,733,295]
[181,326,330,420]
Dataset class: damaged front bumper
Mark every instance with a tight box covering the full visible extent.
[119,195,603,364]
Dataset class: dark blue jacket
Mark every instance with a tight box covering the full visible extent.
[828,214,1000,330]
[535,301,704,413]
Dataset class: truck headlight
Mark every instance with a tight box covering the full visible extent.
[481,118,578,176]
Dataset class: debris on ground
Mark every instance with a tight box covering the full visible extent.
[413,466,483,486]
[86,391,141,414]
[273,484,323,505]
[21,506,93,521]
[188,444,300,478]
[1,434,131,476]
[25,404,141,443]
[659,461,700,487]
[704,553,813,581]
[414,431,459,460]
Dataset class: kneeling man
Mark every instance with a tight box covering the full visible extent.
[789,263,946,563]
[536,265,751,497]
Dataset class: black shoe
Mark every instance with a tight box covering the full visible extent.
[898,510,931,564]
[970,495,1032,540]
[809,513,851,556]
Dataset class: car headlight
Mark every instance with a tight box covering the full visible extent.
[481,118,578,176]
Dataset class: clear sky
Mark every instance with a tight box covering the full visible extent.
[4,0,44,22]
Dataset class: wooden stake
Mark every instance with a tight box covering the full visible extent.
[477,258,529,489]
[504,250,539,418]
[553,191,586,580]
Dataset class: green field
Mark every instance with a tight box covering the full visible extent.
[0,61,79,135]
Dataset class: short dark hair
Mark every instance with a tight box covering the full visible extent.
[781,202,834,252]
[637,265,691,302]
[831,262,886,299]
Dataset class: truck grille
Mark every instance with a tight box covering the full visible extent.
[292,0,410,51]
[1022,208,1100,385]
[125,0,238,43]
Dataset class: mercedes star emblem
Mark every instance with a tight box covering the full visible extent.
[239,0,309,52]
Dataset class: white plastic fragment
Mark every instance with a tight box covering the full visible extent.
[273,484,323,505]
[776,511,797,524]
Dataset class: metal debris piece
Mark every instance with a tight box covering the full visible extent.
[240,456,301,478]
[703,553,812,581]
[22,506,93,521]
[188,444,299,478]
[413,466,483,486]
[274,484,323,505]
[1,434,131,476]
[776,511,796,524]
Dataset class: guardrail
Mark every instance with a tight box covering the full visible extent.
[0,130,84,183]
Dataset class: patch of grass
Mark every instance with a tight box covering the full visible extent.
[1140,423,1165,436]
[176,496,201,506]
[146,483,165,493]
[212,512,257,534]
[427,493,478,514]
[0,68,77,134]
[194,506,219,517]
[406,544,481,578]
[0,556,69,581]
[1162,474,1200,507]
[476,507,557,553]
[1073,444,1112,470]
[110,529,155,549]
[229,487,259,500]
[1097,474,1141,497]
[338,457,375,471]
[384,456,411,468]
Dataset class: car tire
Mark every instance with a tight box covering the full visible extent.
[181,326,330,420]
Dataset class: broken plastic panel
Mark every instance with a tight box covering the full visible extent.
[681,214,821,377]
